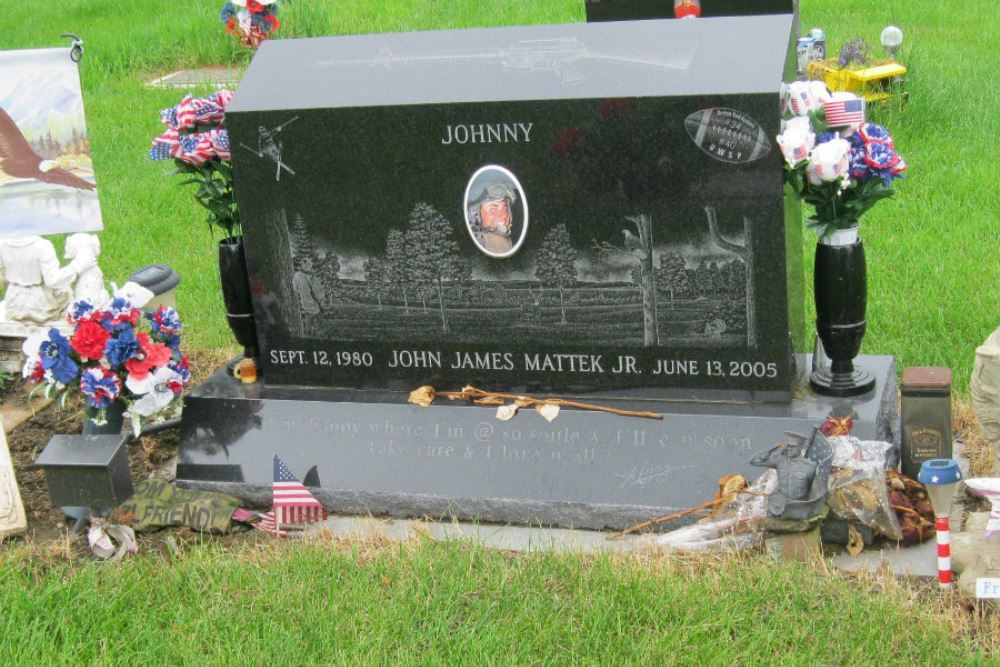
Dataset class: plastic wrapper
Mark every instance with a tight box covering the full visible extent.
[964,478,1000,538]
[826,466,902,540]
[828,435,893,470]
[654,470,777,552]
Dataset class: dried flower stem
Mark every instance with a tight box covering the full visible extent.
[609,501,714,540]
[437,385,662,421]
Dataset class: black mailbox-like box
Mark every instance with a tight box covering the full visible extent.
[226,15,798,399]
[35,434,133,511]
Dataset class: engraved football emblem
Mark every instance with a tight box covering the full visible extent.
[683,107,771,164]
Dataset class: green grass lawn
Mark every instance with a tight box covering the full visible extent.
[1,1,998,663]
[0,539,991,665]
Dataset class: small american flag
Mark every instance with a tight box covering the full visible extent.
[822,97,865,127]
[272,455,328,528]
[254,510,287,537]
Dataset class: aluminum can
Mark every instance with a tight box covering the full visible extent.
[796,37,814,76]
[808,28,827,61]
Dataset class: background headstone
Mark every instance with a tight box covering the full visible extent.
[0,416,28,538]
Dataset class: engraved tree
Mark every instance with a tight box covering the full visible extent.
[594,215,659,346]
[656,250,689,302]
[315,251,341,307]
[704,205,755,347]
[404,203,466,333]
[560,99,667,347]
[363,256,387,309]
[384,228,411,312]
[534,224,578,325]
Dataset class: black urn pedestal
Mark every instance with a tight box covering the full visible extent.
[218,236,260,367]
[810,227,876,397]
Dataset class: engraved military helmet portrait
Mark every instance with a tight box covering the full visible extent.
[464,165,528,258]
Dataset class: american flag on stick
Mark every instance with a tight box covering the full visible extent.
[252,456,328,536]
[273,455,328,528]
[822,97,866,127]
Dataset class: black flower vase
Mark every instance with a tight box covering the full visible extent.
[810,225,876,397]
[218,236,260,366]
[82,400,126,435]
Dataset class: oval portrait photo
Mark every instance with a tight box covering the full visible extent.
[463,165,528,259]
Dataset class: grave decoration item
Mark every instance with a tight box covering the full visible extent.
[962,479,1000,540]
[951,512,1000,599]
[149,90,258,363]
[750,428,832,522]
[901,367,953,479]
[249,455,329,537]
[778,81,906,396]
[221,0,280,49]
[21,298,191,436]
[35,432,134,531]
[918,459,962,589]
[972,326,1000,451]
[0,235,98,325]
[0,418,28,538]
[0,48,102,238]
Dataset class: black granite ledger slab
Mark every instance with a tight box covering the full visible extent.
[226,17,797,398]
[176,355,898,531]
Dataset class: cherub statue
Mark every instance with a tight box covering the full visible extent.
[65,233,109,308]
[0,235,96,324]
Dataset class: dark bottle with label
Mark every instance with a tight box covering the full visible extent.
[901,367,953,479]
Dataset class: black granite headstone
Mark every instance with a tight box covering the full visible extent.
[226,17,797,399]
[175,14,897,532]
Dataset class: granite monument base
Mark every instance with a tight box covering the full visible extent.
[176,355,898,531]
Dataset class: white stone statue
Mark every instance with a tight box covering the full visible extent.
[0,235,96,325]
[972,326,1000,450]
[65,233,109,308]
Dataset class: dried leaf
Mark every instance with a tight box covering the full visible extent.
[820,415,853,437]
[496,403,518,421]
[846,523,864,557]
[408,385,436,408]
[536,403,560,422]
[473,397,505,406]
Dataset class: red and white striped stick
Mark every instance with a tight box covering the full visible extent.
[935,515,952,589]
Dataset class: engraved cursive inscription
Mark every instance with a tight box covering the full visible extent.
[614,463,700,488]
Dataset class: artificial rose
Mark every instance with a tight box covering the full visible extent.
[39,330,78,385]
[124,333,172,381]
[69,319,112,360]
[128,367,182,416]
[806,137,852,185]
[776,126,814,166]
[80,366,122,409]
[785,80,830,116]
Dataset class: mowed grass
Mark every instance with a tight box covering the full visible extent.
[1,2,998,663]
[0,539,989,665]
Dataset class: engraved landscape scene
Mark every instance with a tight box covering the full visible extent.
[269,203,753,350]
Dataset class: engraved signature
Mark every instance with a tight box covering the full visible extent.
[614,463,700,488]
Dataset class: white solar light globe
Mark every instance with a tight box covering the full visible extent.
[881,25,904,56]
